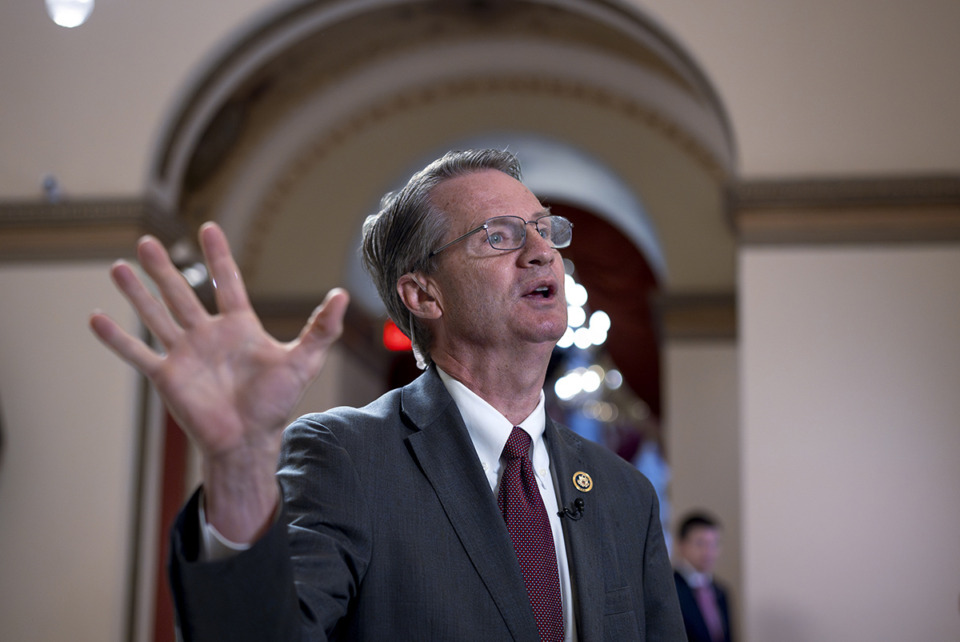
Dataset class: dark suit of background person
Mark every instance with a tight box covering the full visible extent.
[672,512,732,642]
[171,368,684,640]
[673,572,731,642]
[91,149,685,641]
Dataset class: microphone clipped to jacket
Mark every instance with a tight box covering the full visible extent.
[557,498,585,520]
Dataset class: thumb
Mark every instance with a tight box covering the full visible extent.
[298,287,350,350]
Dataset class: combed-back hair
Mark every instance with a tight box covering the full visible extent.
[361,149,522,368]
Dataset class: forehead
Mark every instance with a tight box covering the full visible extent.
[430,169,545,228]
[684,526,721,544]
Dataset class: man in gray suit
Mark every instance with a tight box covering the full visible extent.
[91,150,685,640]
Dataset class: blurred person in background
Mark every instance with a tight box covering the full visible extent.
[673,511,733,642]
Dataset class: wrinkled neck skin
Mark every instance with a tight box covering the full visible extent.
[431,340,554,426]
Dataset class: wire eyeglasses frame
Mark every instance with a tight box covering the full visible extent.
[428,214,573,258]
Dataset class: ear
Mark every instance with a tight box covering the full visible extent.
[397,273,442,320]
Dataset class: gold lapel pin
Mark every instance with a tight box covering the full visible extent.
[572,471,593,492]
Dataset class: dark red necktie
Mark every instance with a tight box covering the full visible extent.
[497,427,563,641]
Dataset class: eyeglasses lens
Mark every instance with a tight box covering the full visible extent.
[485,215,571,250]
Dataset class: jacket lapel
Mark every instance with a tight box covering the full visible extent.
[545,418,606,641]
[399,369,539,641]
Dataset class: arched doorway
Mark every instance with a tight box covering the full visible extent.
[141,2,737,639]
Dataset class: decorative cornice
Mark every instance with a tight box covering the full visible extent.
[0,198,184,262]
[653,292,737,341]
[732,175,960,245]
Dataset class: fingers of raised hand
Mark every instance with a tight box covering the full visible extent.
[110,258,185,348]
[89,310,163,375]
[199,222,252,315]
[137,235,208,330]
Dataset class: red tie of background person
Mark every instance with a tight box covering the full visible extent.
[695,584,725,642]
[498,427,564,641]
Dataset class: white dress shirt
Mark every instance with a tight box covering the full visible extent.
[437,368,577,642]
[675,558,713,589]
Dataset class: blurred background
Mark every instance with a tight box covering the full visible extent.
[1,1,958,640]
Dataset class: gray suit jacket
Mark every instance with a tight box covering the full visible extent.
[170,368,685,641]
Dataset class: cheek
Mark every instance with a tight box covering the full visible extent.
[437,271,482,307]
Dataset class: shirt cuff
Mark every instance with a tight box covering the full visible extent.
[197,489,256,561]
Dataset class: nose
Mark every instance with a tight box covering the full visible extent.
[519,222,555,266]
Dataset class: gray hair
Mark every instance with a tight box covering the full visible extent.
[361,149,523,367]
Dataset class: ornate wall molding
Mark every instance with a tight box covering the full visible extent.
[0,198,183,262]
[0,198,182,263]
[654,292,737,341]
[152,0,734,213]
[242,71,728,279]
[732,175,960,245]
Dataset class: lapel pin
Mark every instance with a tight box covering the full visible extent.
[572,471,593,492]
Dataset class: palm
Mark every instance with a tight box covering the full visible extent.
[149,311,309,455]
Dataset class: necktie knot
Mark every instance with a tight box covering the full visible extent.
[503,426,532,460]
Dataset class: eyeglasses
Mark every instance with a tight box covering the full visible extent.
[429,214,573,257]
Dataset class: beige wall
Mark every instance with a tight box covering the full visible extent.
[0,0,272,197]
[741,245,960,641]
[0,263,140,640]
[639,0,960,177]
[666,342,742,627]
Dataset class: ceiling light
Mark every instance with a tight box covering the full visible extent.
[46,0,94,28]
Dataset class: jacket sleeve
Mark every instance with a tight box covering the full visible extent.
[168,489,304,641]
[167,416,373,642]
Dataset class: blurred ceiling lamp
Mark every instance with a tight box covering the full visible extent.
[46,0,94,28]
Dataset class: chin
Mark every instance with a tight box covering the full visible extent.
[515,310,567,345]
[539,321,568,344]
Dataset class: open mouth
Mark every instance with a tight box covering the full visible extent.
[525,284,556,300]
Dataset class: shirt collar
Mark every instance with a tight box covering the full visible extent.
[675,557,713,588]
[436,366,546,465]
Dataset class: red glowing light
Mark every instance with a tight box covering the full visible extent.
[383,319,412,351]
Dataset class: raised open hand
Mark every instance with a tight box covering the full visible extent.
[90,222,349,540]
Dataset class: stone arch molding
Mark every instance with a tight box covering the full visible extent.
[150,0,737,308]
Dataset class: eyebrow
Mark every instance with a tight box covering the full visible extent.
[474,205,552,227]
